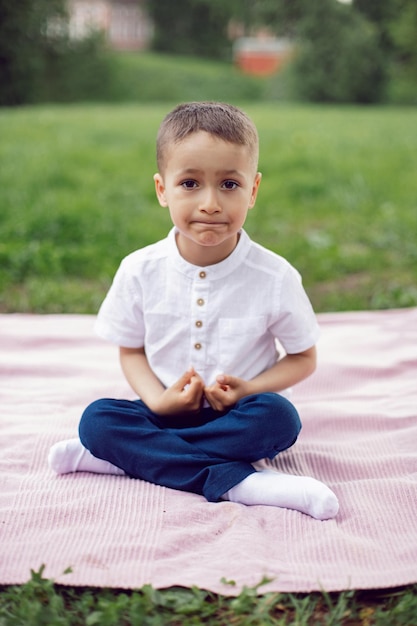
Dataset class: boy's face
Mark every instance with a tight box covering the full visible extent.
[154,131,261,266]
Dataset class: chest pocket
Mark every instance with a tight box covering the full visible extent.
[218,316,267,371]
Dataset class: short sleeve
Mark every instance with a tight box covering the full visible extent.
[94,258,145,348]
[271,266,320,354]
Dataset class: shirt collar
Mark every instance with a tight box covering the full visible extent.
[167,227,251,280]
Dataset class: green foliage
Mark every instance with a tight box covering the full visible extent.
[352,0,417,104]
[0,567,416,625]
[291,0,385,103]
[0,0,66,105]
[387,0,417,104]
[389,0,417,68]
[100,52,263,103]
[1,1,416,106]
[147,0,232,60]
[0,0,115,106]
[228,0,416,104]
[0,103,416,314]
[40,32,116,103]
[353,0,400,54]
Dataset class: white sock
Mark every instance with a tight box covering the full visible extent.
[224,470,339,520]
[48,438,125,476]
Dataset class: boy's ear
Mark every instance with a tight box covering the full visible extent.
[249,172,262,209]
[154,173,168,207]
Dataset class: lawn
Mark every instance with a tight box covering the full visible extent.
[0,566,416,625]
[1,103,416,313]
[1,103,416,624]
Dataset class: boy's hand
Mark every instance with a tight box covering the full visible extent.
[152,368,204,416]
[204,374,251,412]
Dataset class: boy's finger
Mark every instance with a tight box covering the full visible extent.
[173,369,194,390]
[216,374,235,387]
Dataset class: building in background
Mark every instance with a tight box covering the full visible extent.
[67,2,292,77]
[67,0,152,50]
[233,37,294,77]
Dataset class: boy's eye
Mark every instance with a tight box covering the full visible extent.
[222,180,239,190]
[181,180,198,189]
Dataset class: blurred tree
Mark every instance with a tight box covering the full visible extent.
[353,0,417,101]
[291,0,385,103]
[388,0,417,71]
[232,0,306,37]
[387,0,417,101]
[147,0,233,60]
[353,0,399,52]
[0,0,67,105]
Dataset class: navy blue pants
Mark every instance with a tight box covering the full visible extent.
[79,392,301,502]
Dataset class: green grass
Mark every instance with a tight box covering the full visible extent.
[103,51,265,103]
[0,567,416,626]
[0,103,416,313]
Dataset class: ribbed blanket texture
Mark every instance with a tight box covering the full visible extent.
[0,310,416,593]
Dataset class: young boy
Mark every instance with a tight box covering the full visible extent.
[49,102,339,520]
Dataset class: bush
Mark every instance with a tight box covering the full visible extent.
[148,0,232,60]
[40,32,117,103]
[0,0,62,105]
[0,0,116,106]
[292,0,385,103]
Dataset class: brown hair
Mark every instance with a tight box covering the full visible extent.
[156,101,259,173]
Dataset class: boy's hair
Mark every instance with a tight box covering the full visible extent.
[156,101,259,173]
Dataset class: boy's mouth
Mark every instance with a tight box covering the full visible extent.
[192,220,227,226]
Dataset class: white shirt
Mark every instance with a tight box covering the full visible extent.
[95,228,320,391]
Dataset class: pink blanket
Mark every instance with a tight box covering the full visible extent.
[1,310,416,593]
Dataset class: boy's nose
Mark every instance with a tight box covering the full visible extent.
[199,188,221,213]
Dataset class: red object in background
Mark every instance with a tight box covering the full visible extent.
[233,38,294,76]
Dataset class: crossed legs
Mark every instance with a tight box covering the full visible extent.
[49,393,339,520]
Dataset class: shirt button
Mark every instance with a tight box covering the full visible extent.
[199,271,206,279]
[195,320,203,328]
[197,298,205,306]
[194,343,202,350]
